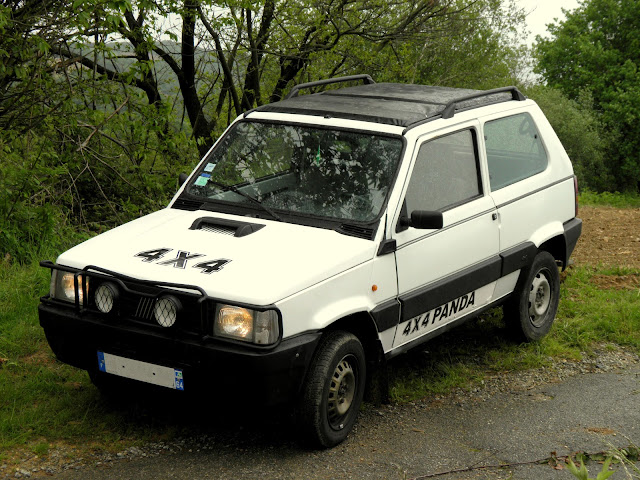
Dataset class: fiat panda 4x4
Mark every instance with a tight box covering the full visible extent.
[39,75,582,447]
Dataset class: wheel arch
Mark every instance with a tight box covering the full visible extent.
[317,311,389,404]
[538,234,567,270]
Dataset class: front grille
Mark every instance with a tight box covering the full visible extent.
[134,297,156,321]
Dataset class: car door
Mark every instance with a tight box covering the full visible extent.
[391,123,501,349]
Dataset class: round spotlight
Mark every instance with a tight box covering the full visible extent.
[95,283,118,314]
[154,296,181,328]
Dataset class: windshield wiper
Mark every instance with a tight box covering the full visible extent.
[206,179,283,222]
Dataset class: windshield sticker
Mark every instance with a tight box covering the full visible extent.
[135,248,231,273]
[194,175,209,187]
[204,162,216,172]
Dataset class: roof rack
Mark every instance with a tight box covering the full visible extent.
[440,86,525,119]
[285,74,376,99]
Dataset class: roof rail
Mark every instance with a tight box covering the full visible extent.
[285,74,375,99]
[441,86,526,119]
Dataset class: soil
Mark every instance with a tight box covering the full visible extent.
[572,205,640,268]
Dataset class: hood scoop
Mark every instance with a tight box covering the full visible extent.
[189,217,265,238]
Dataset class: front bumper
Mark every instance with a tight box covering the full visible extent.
[39,301,321,406]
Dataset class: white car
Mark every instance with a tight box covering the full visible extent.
[39,75,582,447]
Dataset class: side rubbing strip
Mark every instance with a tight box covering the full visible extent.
[370,299,401,332]
[500,242,537,277]
[399,256,502,322]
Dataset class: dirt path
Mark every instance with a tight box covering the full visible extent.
[572,205,640,268]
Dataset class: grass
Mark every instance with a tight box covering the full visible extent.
[0,256,177,457]
[579,190,640,208]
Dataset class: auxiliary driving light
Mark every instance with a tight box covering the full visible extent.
[94,283,118,314]
[154,296,181,328]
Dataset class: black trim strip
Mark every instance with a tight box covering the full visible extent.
[370,299,401,332]
[495,175,574,209]
[396,207,495,251]
[398,256,502,322]
[500,242,537,277]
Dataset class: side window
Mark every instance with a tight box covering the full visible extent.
[484,112,548,191]
[405,129,481,213]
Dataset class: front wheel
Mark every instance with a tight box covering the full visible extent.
[298,331,366,448]
[504,251,560,342]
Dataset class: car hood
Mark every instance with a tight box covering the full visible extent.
[55,208,377,305]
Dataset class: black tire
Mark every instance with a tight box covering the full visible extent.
[298,331,366,448]
[504,251,560,342]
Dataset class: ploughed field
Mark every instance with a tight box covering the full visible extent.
[572,206,640,289]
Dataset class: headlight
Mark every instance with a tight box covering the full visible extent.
[214,305,279,345]
[50,270,88,304]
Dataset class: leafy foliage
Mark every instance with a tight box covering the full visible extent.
[565,456,615,480]
[535,0,640,192]
[579,190,640,209]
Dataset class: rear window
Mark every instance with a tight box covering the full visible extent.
[484,113,548,191]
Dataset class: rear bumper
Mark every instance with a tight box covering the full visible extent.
[39,301,321,406]
[563,217,582,267]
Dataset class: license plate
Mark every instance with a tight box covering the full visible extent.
[97,351,184,391]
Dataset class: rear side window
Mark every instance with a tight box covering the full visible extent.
[484,113,548,191]
[405,129,481,213]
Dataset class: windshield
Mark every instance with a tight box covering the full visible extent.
[186,121,403,222]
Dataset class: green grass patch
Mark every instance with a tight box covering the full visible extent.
[579,190,640,208]
[1,258,639,458]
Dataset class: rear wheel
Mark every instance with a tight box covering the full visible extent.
[298,331,366,448]
[505,251,560,341]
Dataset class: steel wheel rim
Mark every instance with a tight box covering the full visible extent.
[528,269,551,327]
[327,355,357,429]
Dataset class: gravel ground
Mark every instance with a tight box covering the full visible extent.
[3,344,638,480]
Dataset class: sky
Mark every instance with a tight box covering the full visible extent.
[518,0,581,46]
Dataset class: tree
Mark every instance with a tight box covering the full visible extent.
[0,0,76,132]
[535,0,640,192]
[52,0,529,156]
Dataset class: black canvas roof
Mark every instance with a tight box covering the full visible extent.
[255,83,524,129]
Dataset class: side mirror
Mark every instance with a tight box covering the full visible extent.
[399,210,443,230]
[178,173,189,187]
